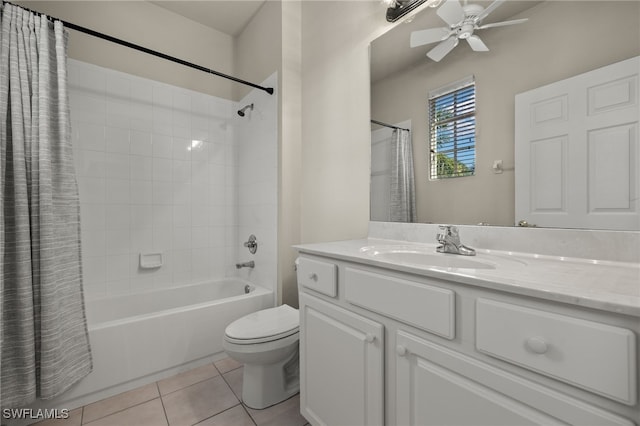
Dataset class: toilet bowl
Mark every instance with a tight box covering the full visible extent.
[223,304,300,409]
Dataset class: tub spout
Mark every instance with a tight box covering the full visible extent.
[236,261,255,269]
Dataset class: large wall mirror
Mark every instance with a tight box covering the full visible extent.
[370,0,639,230]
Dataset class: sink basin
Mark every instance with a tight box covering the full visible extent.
[359,244,529,270]
[369,249,496,270]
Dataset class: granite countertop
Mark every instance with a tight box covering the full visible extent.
[294,238,640,318]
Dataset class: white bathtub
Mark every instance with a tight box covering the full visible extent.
[56,279,273,407]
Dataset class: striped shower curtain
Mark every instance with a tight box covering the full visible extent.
[390,129,417,222]
[0,3,92,408]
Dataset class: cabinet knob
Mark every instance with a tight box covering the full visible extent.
[308,272,318,281]
[525,336,549,354]
[396,345,407,357]
[365,333,375,343]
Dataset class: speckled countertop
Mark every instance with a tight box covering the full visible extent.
[295,238,640,318]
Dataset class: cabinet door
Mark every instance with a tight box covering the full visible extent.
[299,293,384,426]
[395,330,633,426]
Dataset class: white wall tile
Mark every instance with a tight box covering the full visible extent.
[152,181,173,205]
[130,130,152,156]
[78,150,105,178]
[105,229,130,255]
[131,205,153,229]
[172,137,191,161]
[83,256,106,286]
[105,254,130,281]
[78,177,105,204]
[69,59,275,297]
[172,160,191,184]
[81,230,106,258]
[81,204,106,230]
[130,228,153,254]
[153,158,172,182]
[130,180,153,205]
[105,179,130,204]
[130,155,153,181]
[75,122,105,152]
[105,153,130,179]
[105,126,130,154]
[152,134,173,159]
[105,205,131,230]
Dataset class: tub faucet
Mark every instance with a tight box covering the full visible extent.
[236,261,255,269]
[436,225,476,256]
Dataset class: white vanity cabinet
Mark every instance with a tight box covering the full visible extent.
[296,253,639,426]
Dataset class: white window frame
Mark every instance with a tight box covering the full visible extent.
[428,75,476,180]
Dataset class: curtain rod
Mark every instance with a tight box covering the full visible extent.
[1,1,274,95]
[370,119,410,132]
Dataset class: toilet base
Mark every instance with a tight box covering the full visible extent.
[242,345,300,409]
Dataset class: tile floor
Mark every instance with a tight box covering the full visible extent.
[34,358,309,426]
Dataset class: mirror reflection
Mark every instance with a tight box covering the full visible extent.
[370,0,639,229]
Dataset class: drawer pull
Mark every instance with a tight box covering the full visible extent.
[396,345,408,357]
[365,333,376,343]
[308,272,318,281]
[525,336,549,354]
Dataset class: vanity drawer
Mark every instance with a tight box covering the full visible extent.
[476,298,637,405]
[297,257,338,297]
[345,268,455,339]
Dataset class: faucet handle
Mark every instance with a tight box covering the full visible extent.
[438,225,458,237]
[243,234,258,254]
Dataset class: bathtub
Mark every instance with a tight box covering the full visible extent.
[55,278,273,407]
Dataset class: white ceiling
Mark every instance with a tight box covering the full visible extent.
[150,1,266,37]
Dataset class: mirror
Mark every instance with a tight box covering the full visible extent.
[370,0,639,229]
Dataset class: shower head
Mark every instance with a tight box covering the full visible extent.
[237,103,254,117]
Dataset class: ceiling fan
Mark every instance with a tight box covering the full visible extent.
[410,0,528,62]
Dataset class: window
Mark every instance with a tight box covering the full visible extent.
[429,77,476,179]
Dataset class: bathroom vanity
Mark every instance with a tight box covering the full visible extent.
[295,228,640,426]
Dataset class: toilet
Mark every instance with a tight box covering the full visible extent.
[223,304,300,409]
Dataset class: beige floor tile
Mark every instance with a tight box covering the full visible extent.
[82,382,159,424]
[31,407,82,426]
[245,394,306,426]
[222,367,243,400]
[158,363,219,395]
[162,376,239,426]
[214,357,242,375]
[194,405,254,426]
[83,399,167,426]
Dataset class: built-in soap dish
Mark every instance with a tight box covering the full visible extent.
[140,252,163,269]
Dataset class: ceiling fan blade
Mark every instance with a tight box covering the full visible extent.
[410,27,451,47]
[477,18,529,30]
[437,0,465,26]
[475,0,504,22]
[427,37,459,62]
[466,35,489,52]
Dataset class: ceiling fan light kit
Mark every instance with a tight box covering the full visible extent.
[409,0,528,62]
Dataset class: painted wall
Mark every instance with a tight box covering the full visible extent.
[234,1,282,101]
[300,1,392,243]
[18,1,236,99]
[371,1,640,226]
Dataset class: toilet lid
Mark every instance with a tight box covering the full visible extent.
[225,304,299,341]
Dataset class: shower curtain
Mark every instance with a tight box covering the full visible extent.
[390,129,417,222]
[0,3,92,408]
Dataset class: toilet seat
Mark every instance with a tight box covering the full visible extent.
[224,305,299,345]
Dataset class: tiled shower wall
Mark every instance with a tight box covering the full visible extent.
[235,73,278,291]
[69,60,277,300]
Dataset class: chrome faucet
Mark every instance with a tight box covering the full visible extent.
[436,225,476,256]
[236,261,255,269]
